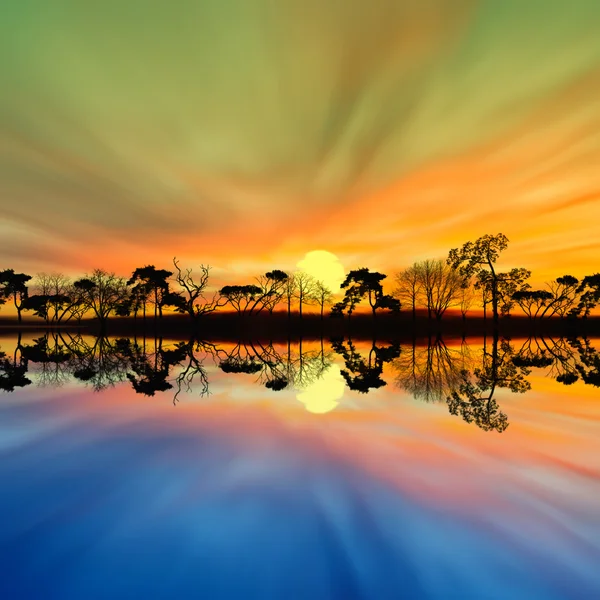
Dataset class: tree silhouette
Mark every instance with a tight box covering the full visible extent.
[393,265,422,322]
[172,258,226,318]
[73,270,129,328]
[448,234,511,327]
[413,259,465,321]
[0,270,32,324]
[293,271,317,319]
[219,284,263,315]
[574,274,600,317]
[282,273,297,319]
[128,265,173,320]
[314,280,333,321]
[512,290,554,320]
[33,273,72,323]
[540,275,580,318]
[458,283,475,324]
[251,270,289,315]
[336,268,400,319]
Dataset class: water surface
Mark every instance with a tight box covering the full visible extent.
[1,334,599,599]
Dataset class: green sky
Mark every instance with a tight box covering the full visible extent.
[0,0,599,279]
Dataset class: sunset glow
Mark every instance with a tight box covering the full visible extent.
[0,1,598,287]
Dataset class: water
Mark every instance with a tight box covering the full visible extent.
[1,333,599,599]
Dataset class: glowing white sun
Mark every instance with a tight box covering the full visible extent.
[296,250,345,292]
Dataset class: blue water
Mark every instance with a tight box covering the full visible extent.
[1,337,600,599]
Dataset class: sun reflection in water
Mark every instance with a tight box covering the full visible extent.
[296,364,346,414]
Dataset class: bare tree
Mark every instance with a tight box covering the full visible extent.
[415,259,464,321]
[314,280,333,320]
[73,269,129,328]
[394,265,422,322]
[34,272,71,322]
[172,258,227,319]
[293,271,317,319]
[459,282,475,323]
[283,273,297,319]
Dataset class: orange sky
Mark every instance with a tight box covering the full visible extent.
[0,1,599,290]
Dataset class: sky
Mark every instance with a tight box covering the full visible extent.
[0,0,599,287]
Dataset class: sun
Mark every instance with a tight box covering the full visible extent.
[296,250,345,292]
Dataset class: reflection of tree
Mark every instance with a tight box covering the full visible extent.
[564,338,600,387]
[124,338,181,397]
[171,340,215,404]
[5,334,597,411]
[217,340,334,393]
[393,339,472,402]
[20,335,72,388]
[513,337,600,387]
[0,337,32,392]
[331,338,400,393]
[447,337,531,433]
[58,335,132,391]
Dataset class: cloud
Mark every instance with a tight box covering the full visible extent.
[0,0,599,278]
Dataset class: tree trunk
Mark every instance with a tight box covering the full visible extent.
[492,278,499,327]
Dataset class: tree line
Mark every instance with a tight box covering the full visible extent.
[1,233,598,327]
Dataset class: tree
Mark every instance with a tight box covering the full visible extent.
[128,265,173,320]
[219,284,263,315]
[337,268,400,318]
[458,283,475,323]
[474,267,531,319]
[282,273,297,319]
[314,280,333,320]
[574,274,600,317]
[495,268,532,316]
[415,259,464,321]
[393,265,422,322]
[0,270,32,324]
[293,271,317,319]
[73,269,129,328]
[172,258,226,319]
[448,233,510,326]
[33,273,71,322]
[250,270,289,316]
[541,275,579,318]
[512,290,553,320]
[22,295,53,321]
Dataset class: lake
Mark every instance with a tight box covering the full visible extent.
[1,333,599,599]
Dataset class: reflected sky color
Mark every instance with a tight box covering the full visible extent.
[1,336,599,598]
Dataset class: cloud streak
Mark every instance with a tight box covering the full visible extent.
[0,0,599,280]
